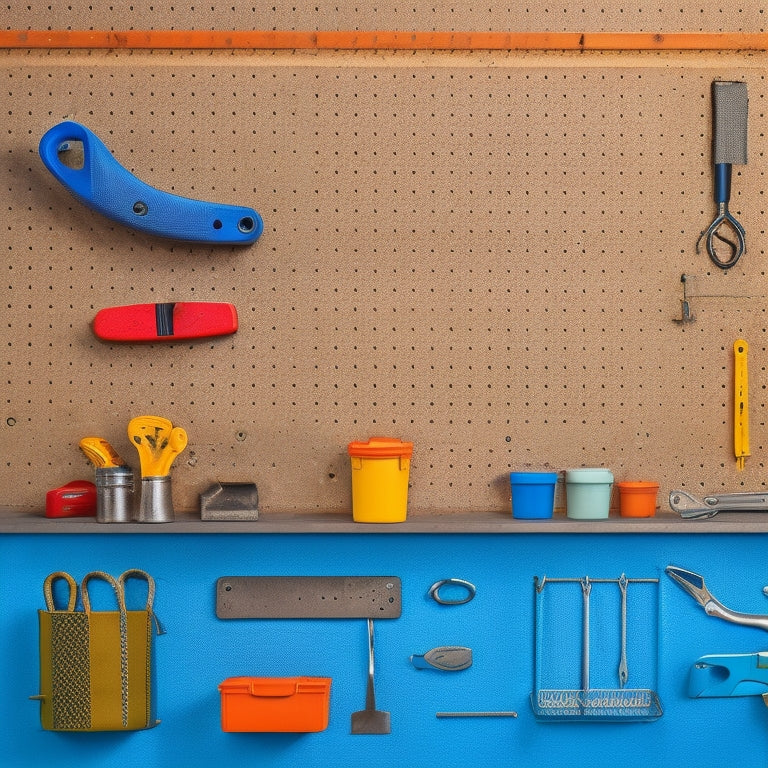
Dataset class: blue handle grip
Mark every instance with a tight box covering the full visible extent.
[714,163,731,205]
[39,121,263,245]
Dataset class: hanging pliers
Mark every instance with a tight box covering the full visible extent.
[666,566,768,632]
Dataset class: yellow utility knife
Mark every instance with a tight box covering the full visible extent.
[734,339,750,471]
[79,436,126,468]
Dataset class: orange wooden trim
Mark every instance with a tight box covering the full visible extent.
[2,29,767,51]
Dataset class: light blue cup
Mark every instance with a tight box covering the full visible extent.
[565,468,614,520]
[510,472,559,519]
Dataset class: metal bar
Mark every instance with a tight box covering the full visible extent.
[216,576,402,619]
[436,711,518,718]
[536,576,659,585]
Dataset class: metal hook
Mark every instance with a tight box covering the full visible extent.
[696,204,746,270]
[428,578,476,605]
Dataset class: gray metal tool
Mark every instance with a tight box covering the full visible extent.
[697,80,748,269]
[351,619,391,735]
[581,576,591,691]
[618,575,629,688]
[410,646,473,671]
[666,565,768,632]
[670,489,768,519]
[436,711,517,718]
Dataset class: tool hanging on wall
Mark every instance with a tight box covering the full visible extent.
[93,302,238,343]
[351,618,391,735]
[531,575,663,722]
[215,576,402,619]
[410,646,473,671]
[696,81,748,269]
[734,339,750,470]
[666,566,768,631]
[688,652,768,698]
[39,121,263,245]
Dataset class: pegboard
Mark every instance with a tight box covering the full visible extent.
[2,2,764,34]
[1,45,767,514]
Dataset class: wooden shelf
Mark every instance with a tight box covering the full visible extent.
[2,507,767,534]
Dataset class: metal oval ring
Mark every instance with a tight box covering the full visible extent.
[428,578,476,605]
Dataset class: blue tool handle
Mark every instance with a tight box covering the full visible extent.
[714,163,731,205]
[39,121,263,244]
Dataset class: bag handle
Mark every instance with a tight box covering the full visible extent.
[42,571,77,611]
[117,569,155,612]
[81,570,125,613]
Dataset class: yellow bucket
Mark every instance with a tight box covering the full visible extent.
[347,437,413,523]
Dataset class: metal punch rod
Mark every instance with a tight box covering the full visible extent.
[535,576,658,592]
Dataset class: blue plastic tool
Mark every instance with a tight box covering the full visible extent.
[689,653,768,698]
[39,121,263,245]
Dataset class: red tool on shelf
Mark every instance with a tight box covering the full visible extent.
[45,480,97,518]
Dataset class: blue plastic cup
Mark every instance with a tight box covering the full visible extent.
[509,472,559,519]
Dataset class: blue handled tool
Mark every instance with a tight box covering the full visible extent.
[39,121,263,245]
[696,81,748,269]
[689,653,768,698]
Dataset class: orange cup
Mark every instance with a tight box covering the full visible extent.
[616,481,659,518]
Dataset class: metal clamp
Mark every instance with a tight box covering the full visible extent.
[428,578,476,605]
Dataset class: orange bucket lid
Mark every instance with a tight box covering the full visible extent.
[616,481,659,492]
[347,436,413,459]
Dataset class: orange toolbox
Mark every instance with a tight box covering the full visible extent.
[218,677,331,732]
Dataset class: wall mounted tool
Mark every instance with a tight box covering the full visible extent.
[93,302,238,342]
[436,711,518,718]
[531,575,662,722]
[410,646,473,671]
[696,81,748,269]
[128,415,188,523]
[351,619,391,734]
[669,489,768,519]
[39,121,263,244]
[688,653,768,698]
[734,339,750,470]
[428,578,476,605]
[215,576,401,619]
[666,565,768,632]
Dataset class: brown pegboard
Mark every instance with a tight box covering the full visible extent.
[2,2,764,33]
[1,48,766,514]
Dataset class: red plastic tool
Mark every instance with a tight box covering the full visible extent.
[45,480,97,518]
[93,302,238,342]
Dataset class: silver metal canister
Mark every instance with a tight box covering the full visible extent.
[94,466,135,523]
[135,475,175,523]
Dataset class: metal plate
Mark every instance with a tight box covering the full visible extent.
[215,576,402,619]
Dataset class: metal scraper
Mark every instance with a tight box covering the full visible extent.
[410,646,473,671]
